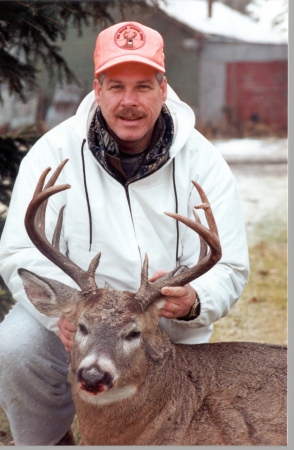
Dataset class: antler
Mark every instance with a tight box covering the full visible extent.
[135,181,222,307]
[25,162,221,301]
[24,159,101,292]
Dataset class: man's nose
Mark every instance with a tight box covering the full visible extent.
[121,89,139,106]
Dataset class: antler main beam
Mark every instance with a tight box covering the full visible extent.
[135,182,222,307]
[25,161,221,303]
[24,159,100,292]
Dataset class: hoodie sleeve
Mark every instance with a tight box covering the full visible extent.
[0,137,76,333]
[169,132,250,340]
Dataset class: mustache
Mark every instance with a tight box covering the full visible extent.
[116,108,146,120]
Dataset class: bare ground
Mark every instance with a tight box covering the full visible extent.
[211,154,287,345]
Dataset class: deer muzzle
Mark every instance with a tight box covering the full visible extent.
[77,366,113,395]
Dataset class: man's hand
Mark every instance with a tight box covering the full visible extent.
[57,316,77,352]
[149,270,197,319]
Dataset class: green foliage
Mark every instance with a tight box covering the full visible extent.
[0,0,159,208]
[0,124,46,208]
[0,0,160,102]
[0,1,122,101]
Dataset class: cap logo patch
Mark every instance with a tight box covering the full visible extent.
[115,24,145,50]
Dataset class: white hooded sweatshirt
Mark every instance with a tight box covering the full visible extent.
[0,86,249,343]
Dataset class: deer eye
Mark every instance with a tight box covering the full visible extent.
[78,324,88,336]
[125,331,141,341]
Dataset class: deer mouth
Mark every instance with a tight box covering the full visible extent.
[77,367,113,395]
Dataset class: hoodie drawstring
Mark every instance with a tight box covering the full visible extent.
[81,139,93,252]
[81,139,180,262]
[172,158,180,264]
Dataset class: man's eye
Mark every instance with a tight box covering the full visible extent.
[110,85,122,90]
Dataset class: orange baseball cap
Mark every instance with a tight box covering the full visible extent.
[94,21,165,76]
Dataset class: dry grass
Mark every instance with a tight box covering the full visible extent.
[0,216,287,445]
[211,218,287,345]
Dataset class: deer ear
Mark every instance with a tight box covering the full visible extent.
[18,268,80,322]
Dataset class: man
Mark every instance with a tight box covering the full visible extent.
[0,21,249,445]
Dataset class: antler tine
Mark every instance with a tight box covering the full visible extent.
[25,160,100,292]
[34,159,70,237]
[193,208,208,263]
[52,205,66,250]
[33,167,51,236]
[193,181,219,239]
[135,181,222,307]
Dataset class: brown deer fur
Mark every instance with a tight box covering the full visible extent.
[19,274,287,445]
[18,161,287,445]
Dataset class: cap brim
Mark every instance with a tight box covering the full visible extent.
[95,55,165,76]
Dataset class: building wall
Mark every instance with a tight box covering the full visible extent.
[130,13,199,112]
[226,60,287,128]
[197,41,288,127]
[36,10,287,131]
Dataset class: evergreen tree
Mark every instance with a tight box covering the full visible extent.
[0,0,159,318]
[0,0,158,102]
[0,0,159,208]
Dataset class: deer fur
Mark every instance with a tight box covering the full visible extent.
[18,160,287,445]
[19,269,287,446]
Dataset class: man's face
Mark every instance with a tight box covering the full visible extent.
[93,62,167,153]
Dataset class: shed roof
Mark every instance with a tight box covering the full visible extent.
[159,0,287,44]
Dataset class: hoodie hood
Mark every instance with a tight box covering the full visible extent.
[74,84,196,159]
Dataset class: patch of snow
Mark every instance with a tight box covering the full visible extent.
[212,137,288,164]
[211,138,288,240]
[160,0,287,43]
[247,0,288,41]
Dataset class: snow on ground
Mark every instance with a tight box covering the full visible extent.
[213,137,287,163]
[212,138,288,239]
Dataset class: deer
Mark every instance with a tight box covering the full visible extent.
[18,159,287,445]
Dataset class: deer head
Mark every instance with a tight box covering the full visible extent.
[18,159,222,405]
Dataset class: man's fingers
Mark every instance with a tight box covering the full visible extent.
[158,284,197,319]
[159,301,180,319]
[163,302,179,314]
[57,316,77,352]
[161,286,187,297]
[57,316,77,332]
[57,330,73,352]
[149,270,168,283]
[62,328,75,340]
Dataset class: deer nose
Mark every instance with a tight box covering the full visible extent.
[77,366,113,394]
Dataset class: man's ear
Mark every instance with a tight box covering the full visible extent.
[18,268,81,323]
[93,78,102,105]
[161,76,168,103]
